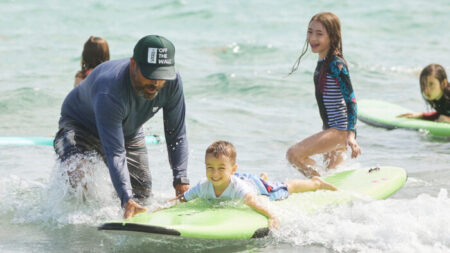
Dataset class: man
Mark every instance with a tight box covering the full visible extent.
[54,35,190,218]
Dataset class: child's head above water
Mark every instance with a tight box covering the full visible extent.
[205,141,237,188]
[205,140,236,164]
[290,12,343,75]
[419,64,449,102]
[308,12,343,59]
[81,36,110,72]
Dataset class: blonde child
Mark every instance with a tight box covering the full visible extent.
[179,141,337,229]
[398,64,450,123]
[286,12,361,177]
[74,36,110,86]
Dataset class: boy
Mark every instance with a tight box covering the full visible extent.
[179,141,338,228]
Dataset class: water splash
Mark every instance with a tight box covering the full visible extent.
[272,189,450,252]
[0,154,121,226]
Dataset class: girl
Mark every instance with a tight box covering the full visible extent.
[286,12,361,177]
[398,64,450,123]
[74,36,110,87]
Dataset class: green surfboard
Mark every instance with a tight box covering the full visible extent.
[99,166,407,240]
[0,135,164,146]
[358,99,450,136]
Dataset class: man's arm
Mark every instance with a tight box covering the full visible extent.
[94,94,135,208]
[162,73,190,194]
[243,193,279,229]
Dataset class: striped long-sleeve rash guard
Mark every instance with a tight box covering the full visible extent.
[314,55,357,133]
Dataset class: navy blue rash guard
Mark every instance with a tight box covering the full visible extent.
[59,58,189,206]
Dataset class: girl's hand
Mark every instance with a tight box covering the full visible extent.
[397,112,423,119]
[437,115,450,123]
[347,132,361,158]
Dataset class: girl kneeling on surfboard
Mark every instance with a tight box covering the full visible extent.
[286,12,361,178]
[178,141,337,229]
[398,64,450,123]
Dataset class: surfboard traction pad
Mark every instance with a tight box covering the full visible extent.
[98,166,406,239]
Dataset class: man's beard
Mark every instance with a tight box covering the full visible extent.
[133,84,158,100]
[131,70,159,100]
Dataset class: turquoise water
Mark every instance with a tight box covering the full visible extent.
[1,0,449,252]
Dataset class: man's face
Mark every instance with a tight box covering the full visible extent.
[130,58,166,100]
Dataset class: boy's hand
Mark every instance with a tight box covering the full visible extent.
[269,217,279,229]
[244,193,280,229]
[124,199,147,219]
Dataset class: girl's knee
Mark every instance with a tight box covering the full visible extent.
[286,146,309,165]
[286,146,300,163]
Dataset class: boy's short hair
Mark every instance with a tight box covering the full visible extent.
[205,141,236,164]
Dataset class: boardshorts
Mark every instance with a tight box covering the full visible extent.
[53,120,152,200]
[260,179,289,201]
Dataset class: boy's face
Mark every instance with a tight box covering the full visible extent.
[205,154,237,189]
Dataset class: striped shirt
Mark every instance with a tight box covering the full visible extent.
[323,73,348,130]
[313,55,357,132]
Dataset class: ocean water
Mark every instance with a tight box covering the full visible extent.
[0,0,449,252]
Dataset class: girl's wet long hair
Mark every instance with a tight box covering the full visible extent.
[419,64,450,108]
[80,36,110,78]
[289,12,344,92]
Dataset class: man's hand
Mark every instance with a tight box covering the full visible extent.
[124,199,147,219]
[175,183,190,197]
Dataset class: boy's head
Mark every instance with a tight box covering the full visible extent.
[205,140,236,164]
[205,141,237,188]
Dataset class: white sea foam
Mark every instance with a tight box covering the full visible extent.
[0,166,449,252]
[0,154,178,229]
[1,155,122,226]
[272,189,450,252]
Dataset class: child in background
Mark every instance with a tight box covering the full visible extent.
[398,64,450,123]
[179,141,338,229]
[286,12,361,178]
[74,36,110,86]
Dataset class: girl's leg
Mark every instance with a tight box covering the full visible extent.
[286,176,338,193]
[323,148,346,169]
[286,128,347,177]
